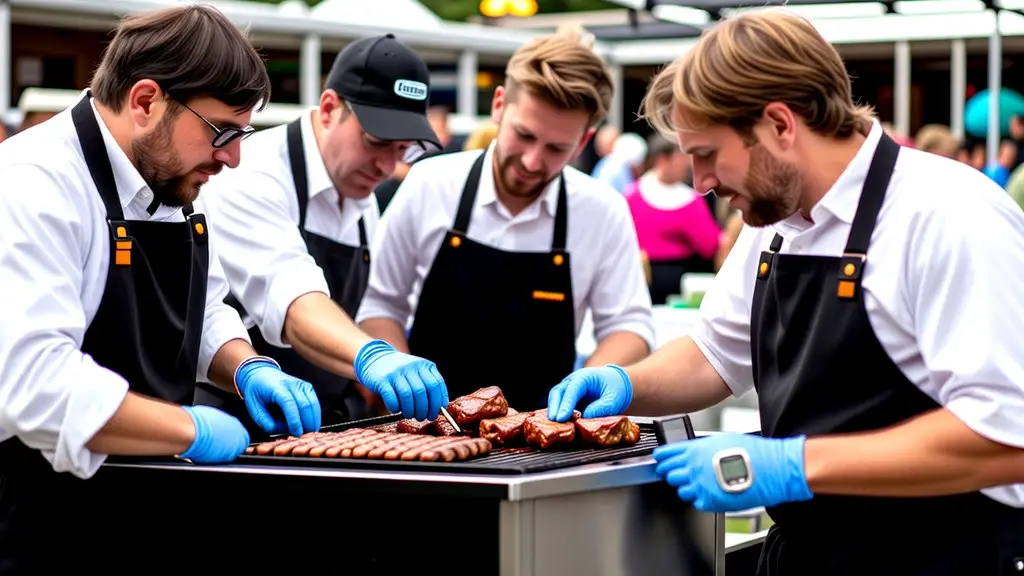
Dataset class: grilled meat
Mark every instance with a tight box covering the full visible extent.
[244,430,490,462]
[523,413,576,449]
[575,416,641,447]
[396,418,437,435]
[479,409,544,447]
[447,386,509,428]
[435,412,461,436]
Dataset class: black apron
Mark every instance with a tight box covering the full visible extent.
[751,133,1024,576]
[406,152,577,411]
[0,92,210,573]
[195,118,371,434]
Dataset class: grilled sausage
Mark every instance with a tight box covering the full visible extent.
[308,430,378,458]
[272,432,336,456]
[293,429,368,457]
[251,436,297,455]
[350,434,413,458]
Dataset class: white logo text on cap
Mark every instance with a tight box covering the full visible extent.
[394,80,428,101]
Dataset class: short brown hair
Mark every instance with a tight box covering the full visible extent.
[91,5,271,114]
[641,9,873,141]
[504,23,614,128]
[914,124,959,157]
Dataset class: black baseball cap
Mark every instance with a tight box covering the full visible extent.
[325,34,440,150]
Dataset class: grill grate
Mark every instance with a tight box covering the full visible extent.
[236,413,660,475]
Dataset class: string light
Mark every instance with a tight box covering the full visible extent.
[480,0,538,18]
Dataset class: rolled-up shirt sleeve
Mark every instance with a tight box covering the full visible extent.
[193,196,250,382]
[355,170,423,327]
[908,195,1024,449]
[589,195,656,349]
[690,224,758,397]
[203,169,329,348]
[0,165,129,479]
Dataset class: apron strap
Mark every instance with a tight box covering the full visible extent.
[552,173,568,252]
[453,151,486,235]
[71,90,125,221]
[844,133,900,256]
[357,217,367,247]
[286,118,310,231]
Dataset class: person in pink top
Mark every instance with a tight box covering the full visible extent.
[626,135,721,304]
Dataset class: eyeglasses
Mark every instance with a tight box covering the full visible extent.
[178,100,255,149]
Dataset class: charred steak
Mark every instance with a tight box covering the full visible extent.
[396,418,437,435]
[574,416,641,447]
[479,409,544,447]
[446,386,509,427]
[523,413,577,449]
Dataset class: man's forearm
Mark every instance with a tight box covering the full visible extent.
[281,292,373,380]
[584,331,650,369]
[359,317,411,354]
[804,408,1024,497]
[86,392,195,456]
[207,337,258,394]
[622,336,731,416]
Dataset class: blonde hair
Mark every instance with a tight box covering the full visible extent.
[504,23,614,128]
[641,9,874,142]
[914,124,959,157]
[463,122,499,151]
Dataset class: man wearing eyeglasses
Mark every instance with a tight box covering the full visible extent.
[0,6,324,571]
[198,33,450,431]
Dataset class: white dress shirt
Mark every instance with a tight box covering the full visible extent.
[694,121,1024,506]
[202,109,380,347]
[356,142,655,349]
[0,93,249,479]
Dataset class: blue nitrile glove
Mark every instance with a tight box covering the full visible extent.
[179,405,250,463]
[653,433,813,513]
[547,365,633,422]
[353,340,449,421]
[235,357,321,436]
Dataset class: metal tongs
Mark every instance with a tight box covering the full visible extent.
[439,406,462,434]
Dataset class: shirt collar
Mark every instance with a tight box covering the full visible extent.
[476,141,561,218]
[772,119,884,236]
[86,91,151,210]
[299,109,372,213]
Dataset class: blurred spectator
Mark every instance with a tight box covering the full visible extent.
[462,121,498,151]
[428,105,452,151]
[914,124,959,159]
[983,139,1018,188]
[594,124,619,159]
[625,134,719,304]
[592,132,647,193]
[957,137,987,171]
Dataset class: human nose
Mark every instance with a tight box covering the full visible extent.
[520,145,544,173]
[692,162,718,196]
[213,139,242,169]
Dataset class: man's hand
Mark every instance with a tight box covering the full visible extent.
[547,365,633,422]
[353,340,449,421]
[179,406,250,463]
[235,357,321,436]
[653,433,813,513]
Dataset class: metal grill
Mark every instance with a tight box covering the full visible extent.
[237,413,660,475]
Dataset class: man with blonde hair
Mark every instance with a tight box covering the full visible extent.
[357,26,654,411]
[547,9,1024,574]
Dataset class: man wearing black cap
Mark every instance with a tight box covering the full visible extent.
[198,34,451,431]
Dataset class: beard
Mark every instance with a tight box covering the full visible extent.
[719,143,802,228]
[131,116,220,208]
[493,145,559,202]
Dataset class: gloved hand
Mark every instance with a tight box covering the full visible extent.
[547,365,632,422]
[653,433,813,513]
[235,357,321,436]
[353,340,449,421]
[179,405,250,463]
